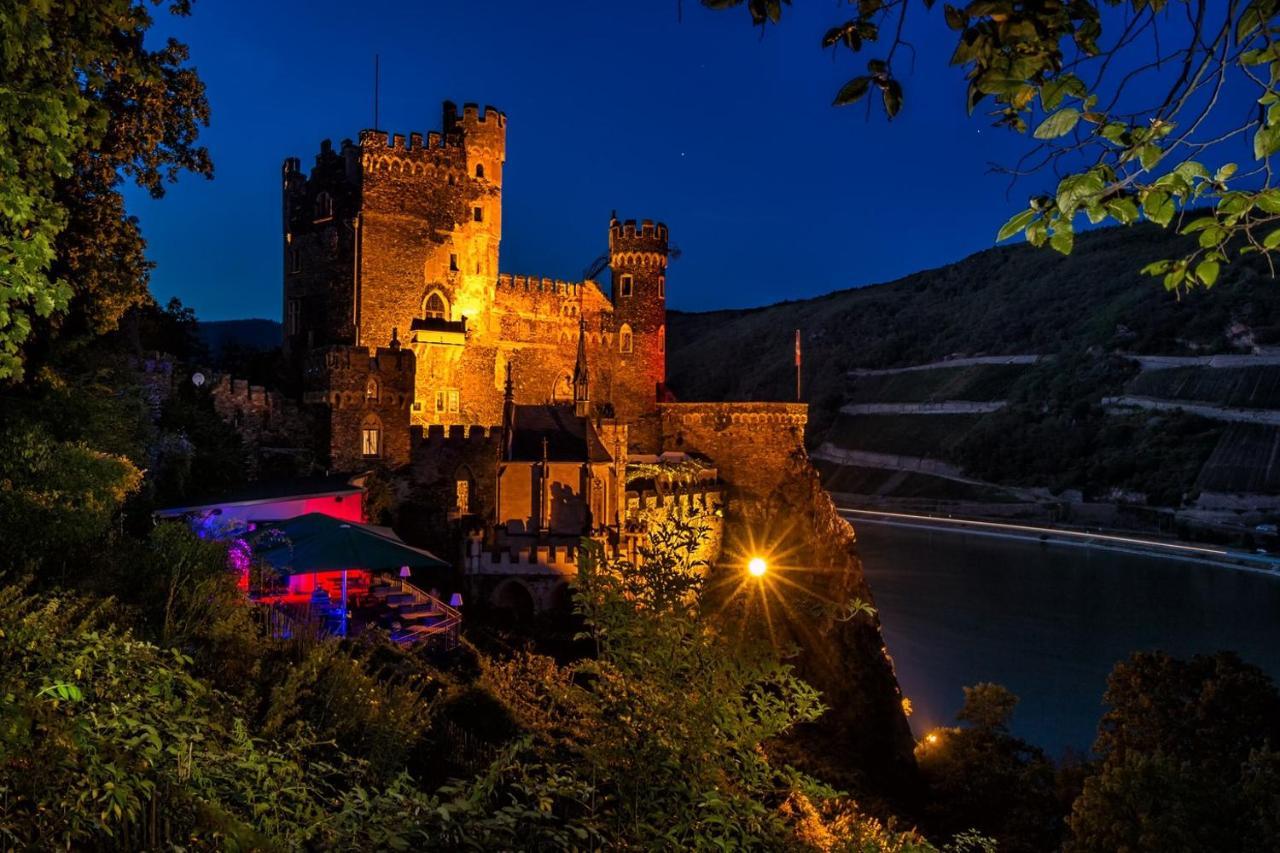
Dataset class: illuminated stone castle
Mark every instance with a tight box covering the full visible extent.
[282,101,669,468]
[277,101,808,614]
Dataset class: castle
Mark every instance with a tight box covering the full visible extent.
[273,101,808,614]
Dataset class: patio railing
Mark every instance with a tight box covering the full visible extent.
[370,575,462,651]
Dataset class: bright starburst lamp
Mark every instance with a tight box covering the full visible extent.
[747,556,768,578]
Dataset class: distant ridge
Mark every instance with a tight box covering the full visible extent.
[199,319,282,358]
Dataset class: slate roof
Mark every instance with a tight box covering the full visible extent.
[508,404,612,463]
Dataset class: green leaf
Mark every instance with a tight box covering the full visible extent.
[1195,259,1220,287]
[1049,229,1074,255]
[1138,144,1162,170]
[1257,189,1280,214]
[1033,107,1081,140]
[996,208,1037,241]
[1106,197,1139,225]
[1263,227,1280,249]
[1214,163,1237,182]
[1143,191,1175,226]
[1255,124,1280,160]
[833,76,872,106]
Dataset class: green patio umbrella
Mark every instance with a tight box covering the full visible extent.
[252,513,452,637]
[253,512,450,577]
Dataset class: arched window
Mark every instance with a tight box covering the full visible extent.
[475,163,485,178]
[658,325,665,353]
[658,275,665,298]
[423,290,448,320]
[619,274,633,298]
[619,324,633,354]
[361,414,382,457]
[315,192,333,221]
[365,377,379,402]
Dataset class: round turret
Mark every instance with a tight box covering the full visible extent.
[608,213,669,422]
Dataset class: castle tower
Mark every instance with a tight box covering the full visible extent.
[608,213,669,430]
[281,103,506,371]
[442,102,507,331]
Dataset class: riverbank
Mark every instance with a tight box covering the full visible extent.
[840,507,1280,577]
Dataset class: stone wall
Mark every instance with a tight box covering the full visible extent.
[658,400,917,792]
[303,345,415,471]
[657,402,810,497]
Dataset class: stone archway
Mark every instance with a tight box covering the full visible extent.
[492,579,535,624]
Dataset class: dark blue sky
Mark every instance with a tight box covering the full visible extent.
[122,1,1235,321]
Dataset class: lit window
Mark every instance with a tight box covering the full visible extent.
[315,192,333,221]
[475,164,485,178]
[619,324,633,354]
[620,274,633,298]
[423,291,447,319]
[361,427,380,457]
[456,479,470,515]
[435,388,460,414]
[658,325,665,353]
[365,377,379,402]
[473,206,483,222]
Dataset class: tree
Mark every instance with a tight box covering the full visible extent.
[703,1,1280,292]
[915,683,1065,853]
[1066,651,1280,852]
[0,0,210,381]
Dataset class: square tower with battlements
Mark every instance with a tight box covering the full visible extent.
[282,101,669,462]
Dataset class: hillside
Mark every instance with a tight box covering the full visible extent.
[667,224,1280,422]
[667,224,1280,521]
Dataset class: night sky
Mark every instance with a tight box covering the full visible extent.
[123,1,1245,321]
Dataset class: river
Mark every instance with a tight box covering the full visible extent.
[855,521,1280,756]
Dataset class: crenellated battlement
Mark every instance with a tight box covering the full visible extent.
[358,127,464,154]
[467,541,583,576]
[610,216,669,247]
[444,100,507,130]
[496,273,585,297]
[411,423,504,445]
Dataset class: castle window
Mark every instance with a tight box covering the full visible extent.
[314,192,334,221]
[455,479,470,515]
[473,206,483,223]
[365,377,379,402]
[288,248,301,274]
[658,325,665,353]
[658,275,665,298]
[475,163,485,178]
[436,388,460,414]
[423,291,448,320]
[619,324,633,354]
[286,299,301,335]
[449,253,458,272]
[620,275,633,298]
[361,426,381,457]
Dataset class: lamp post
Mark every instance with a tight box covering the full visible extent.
[748,556,768,578]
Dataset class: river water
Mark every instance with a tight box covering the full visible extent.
[855,521,1280,756]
